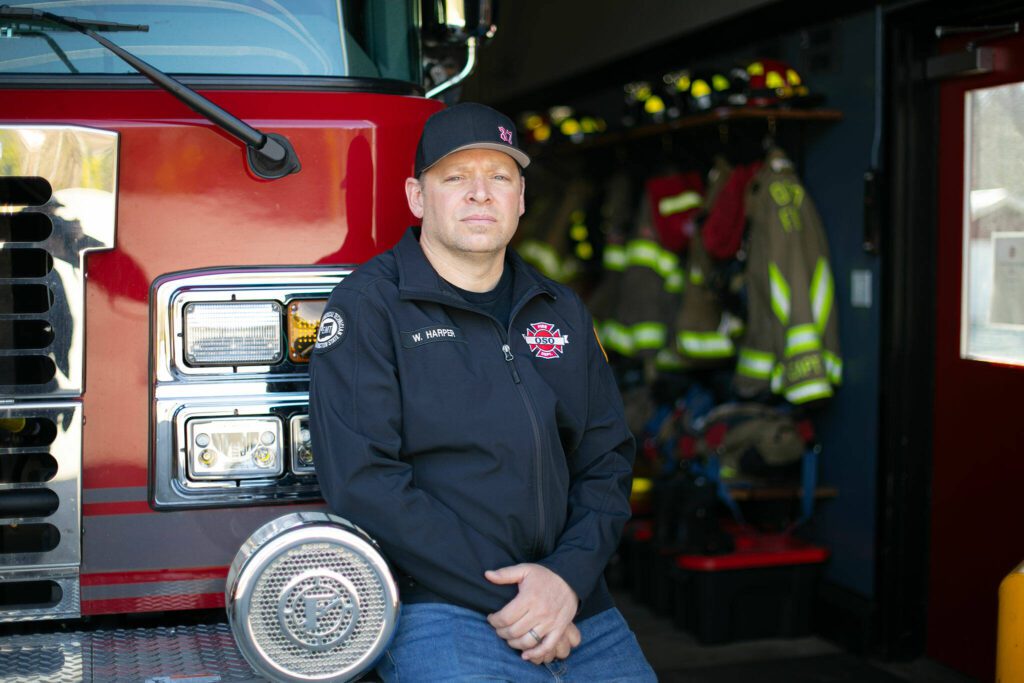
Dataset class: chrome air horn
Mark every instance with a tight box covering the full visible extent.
[226,512,399,682]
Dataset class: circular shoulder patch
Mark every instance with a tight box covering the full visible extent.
[314,309,348,353]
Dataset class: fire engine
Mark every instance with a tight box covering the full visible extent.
[0,2,493,680]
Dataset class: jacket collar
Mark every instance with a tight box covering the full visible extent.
[394,226,558,307]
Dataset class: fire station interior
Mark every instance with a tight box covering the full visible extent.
[450,1,1023,681]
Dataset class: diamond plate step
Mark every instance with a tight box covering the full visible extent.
[0,623,264,683]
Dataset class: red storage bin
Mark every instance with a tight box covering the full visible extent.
[672,532,828,644]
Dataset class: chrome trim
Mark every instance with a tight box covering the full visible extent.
[426,36,478,99]
[0,570,80,623]
[289,414,314,475]
[0,125,118,398]
[0,402,83,621]
[154,268,350,381]
[226,512,399,683]
[151,268,348,509]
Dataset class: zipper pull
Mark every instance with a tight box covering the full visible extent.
[502,344,522,383]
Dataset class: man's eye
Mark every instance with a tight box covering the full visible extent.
[444,175,463,182]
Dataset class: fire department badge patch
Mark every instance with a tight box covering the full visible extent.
[523,322,569,359]
[314,310,347,353]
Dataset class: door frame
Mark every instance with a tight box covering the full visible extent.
[876,0,1022,661]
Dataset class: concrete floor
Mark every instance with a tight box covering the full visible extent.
[615,590,978,683]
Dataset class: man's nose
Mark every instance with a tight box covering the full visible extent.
[466,177,491,202]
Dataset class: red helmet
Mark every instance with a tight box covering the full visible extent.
[745,59,810,107]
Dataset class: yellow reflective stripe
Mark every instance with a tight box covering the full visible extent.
[655,348,686,370]
[768,262,791,326]
[603,244,627,271]
[785,378,834,404]
[664,268,685,293]
[823,349,843,385]
[626,239,662,270]
[810,257,834,335]
[657,250,679,279]
[771,363,785,393]
[677,331,735,358]
[689,267,705,286]
[786,324,821,357]
[632,322,667,349]
[658,190,703,217]
[737,348,775,379]
[602,321,634,356]
[519,240,562,280]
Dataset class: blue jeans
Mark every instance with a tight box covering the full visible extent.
[376,602,656,682]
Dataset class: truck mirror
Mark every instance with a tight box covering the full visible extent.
[423,0,497,45]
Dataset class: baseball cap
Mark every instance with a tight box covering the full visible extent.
[414,102,531,176]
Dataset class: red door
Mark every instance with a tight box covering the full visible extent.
[930,33,1024,682]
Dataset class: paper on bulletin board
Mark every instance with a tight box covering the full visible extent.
[990,232,1024,327]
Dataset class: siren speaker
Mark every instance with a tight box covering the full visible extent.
[226,512,399,682]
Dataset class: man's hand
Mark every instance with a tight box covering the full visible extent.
[485,563,580,664]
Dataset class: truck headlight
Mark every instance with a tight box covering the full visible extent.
[289,414,315,474]
[187,417,284,480]
[183,301,283,366]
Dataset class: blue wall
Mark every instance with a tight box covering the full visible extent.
[780,11,881,598]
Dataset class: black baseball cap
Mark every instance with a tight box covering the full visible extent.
[414,102,531,177]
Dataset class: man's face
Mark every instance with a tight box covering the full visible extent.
[406,148,525,259]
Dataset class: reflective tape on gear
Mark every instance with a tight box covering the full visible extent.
[737,348,775,379]
[771,363,785,393]
[677,331,735,358]
[823,349,843,385]
[785,378,834,404]
[785,324,822,357]
[519,240,562,281]
[601,321,634,356]
[626,239,663,271]
[689,267,705,286]
[603,244,627,271]
[658,190,703,217]
[655,348,686,371]
[632,322,667,350]
[769,262,791,326]
[810,257,834,335]
[664,268,685,293]
[626,239,679,280]
[657,250,680,279]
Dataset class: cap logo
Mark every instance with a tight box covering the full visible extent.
[498,126,513,144]
[523,322,569,359]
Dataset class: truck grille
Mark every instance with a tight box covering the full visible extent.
[0,125,118,621]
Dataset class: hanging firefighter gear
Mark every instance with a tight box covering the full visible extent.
[734,148,841,405]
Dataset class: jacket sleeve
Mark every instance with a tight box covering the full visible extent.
[536,304,635,602]
[309,286,518,614]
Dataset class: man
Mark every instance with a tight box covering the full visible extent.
[310,102,655,681]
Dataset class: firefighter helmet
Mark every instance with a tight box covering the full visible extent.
[745,59,811,107]
[686,67,748,112]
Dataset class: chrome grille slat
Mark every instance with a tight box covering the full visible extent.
[1,125,118,622]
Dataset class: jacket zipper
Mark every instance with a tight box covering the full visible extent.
[493,323,546,557]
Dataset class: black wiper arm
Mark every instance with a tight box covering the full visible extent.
[0,5,147,32]
[0,4,301,180]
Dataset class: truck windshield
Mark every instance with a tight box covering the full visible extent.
[0,1,420,82]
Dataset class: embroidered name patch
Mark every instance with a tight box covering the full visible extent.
[401,325,466,348]
[523,322,569,359]
[314,309,347,353]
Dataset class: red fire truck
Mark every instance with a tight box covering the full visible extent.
[0,2,492,679]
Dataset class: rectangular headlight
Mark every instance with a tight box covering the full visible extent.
[289,414,315,474]
[183,301,283,366]
[186,416,284,480]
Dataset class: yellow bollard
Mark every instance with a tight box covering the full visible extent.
[997,560,1024,683]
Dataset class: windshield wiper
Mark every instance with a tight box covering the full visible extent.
[1,4,301,180]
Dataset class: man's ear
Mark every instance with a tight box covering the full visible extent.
[518,176,526,217]
[405,177,425,219]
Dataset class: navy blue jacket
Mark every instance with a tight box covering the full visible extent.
[309,228,634,619]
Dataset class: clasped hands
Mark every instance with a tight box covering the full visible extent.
[485,563,581,665]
